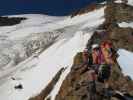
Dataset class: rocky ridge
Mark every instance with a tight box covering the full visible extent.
[55,1,133,100]
[29,1,133,100]
[0,16,26,26]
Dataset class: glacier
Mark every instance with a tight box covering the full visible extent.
[0,7,105,100]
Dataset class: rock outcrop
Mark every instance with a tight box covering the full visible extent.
[55,36,133,100]
[28,1,133,100]
[103,2,133,51]
[55,1,133,100]
[0,16,26,26]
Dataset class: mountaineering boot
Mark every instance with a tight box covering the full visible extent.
[104,87,114,100]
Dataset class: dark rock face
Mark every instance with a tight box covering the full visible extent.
[104,3,133,24]
[0,16,26,26]
[55,53,105,100]
[102,2,133,51]
[109,27,133,51]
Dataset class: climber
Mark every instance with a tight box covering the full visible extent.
[100,41,114,65]
[87,67,97,100]
[91,44,105,74]
[92,44,105,64]
[96,41,116,99]
[98,63,111,99]
[82,48,89,64]
[98,64,111,82]
[92,44,99,64]
[98,40,115,82]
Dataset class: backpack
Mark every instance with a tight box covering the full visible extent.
[98,64,111,82]
[88,53,93,65]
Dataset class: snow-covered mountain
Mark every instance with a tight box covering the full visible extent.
[0,0,133,100]
[0,6,105,100]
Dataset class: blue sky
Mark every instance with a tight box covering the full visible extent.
[0,0,97,16]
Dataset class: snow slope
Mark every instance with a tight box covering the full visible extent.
[47,31,93,100]
[114,0,133,6]
[0,7,105,100]
[114,0,123,3]
[117,49,133,79]
[127,0,133,6]
[118,22,133,28]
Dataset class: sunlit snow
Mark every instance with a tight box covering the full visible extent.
[127,0,133,6]
[118,22,133,28]
[114,0,123,3]
[117,49,133,79]
[0,7,105,100]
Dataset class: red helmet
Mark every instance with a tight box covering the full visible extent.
[101,40,112,47]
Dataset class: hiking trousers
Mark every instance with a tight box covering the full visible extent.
[88,81,96,100]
